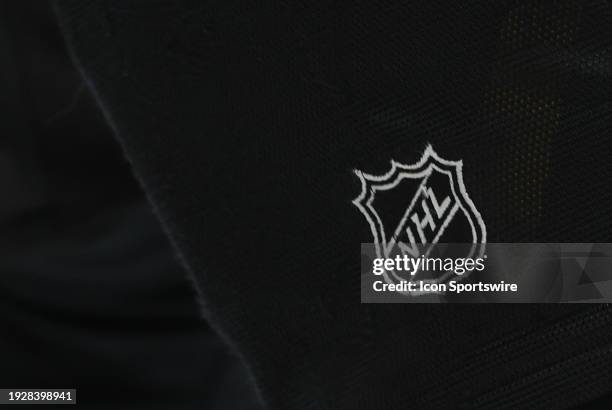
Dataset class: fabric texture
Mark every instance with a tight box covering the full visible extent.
[0,2,260,408]
[55,1,612,408]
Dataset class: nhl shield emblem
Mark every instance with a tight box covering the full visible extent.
[354,145,486,289]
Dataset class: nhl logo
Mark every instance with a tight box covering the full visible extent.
[354,145,486,289]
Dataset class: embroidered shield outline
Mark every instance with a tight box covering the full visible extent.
[354,145,487,289]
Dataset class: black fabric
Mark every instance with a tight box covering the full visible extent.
[0,2,260,409]
[55,1,612,409]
